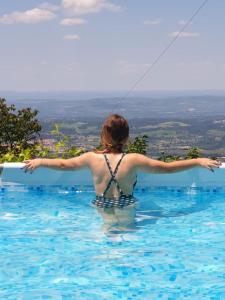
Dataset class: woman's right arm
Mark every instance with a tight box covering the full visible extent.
[132,154,221,174]
[23,152,92,171]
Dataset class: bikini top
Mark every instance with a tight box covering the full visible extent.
[101,153,137,198]
[92,153,137,208]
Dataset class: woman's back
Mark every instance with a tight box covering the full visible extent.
[89,152,138,230]
[89,152,137,199]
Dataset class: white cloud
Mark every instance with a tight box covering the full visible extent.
[0,8,56,24]
[39,2,60,12]
[60,18,87,26]
[62,0,122,15]
[143,18,162,25]
[63,34,80,40]
[178,20,193,26]
[169,31,199,38]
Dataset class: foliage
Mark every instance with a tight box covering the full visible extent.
[185,147,202,159]
[50,123,70,157]
[0,144,49,163]
[158,151,181,162]
[128,135,149,155]
[67,146,85,158]
[0,98,41,154]
[158,147,202,162]
[0,121,85,163]
[50,123,85,158]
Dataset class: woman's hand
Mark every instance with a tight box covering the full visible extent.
[23,159,42,172]
[197,158,222,172]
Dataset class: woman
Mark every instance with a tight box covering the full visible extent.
[24,114,221,230]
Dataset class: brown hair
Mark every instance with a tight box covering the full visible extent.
[95,114,129,153]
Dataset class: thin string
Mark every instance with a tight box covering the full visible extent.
[113,0,209,112]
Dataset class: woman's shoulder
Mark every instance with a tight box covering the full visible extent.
[124,153,148,159]
[81,151,104,160]
[123,153,149,164]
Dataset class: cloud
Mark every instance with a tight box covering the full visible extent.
[169,31,199,38]
[143,18,162,25]
[62,0,122,15]
[60,18,87,26]
[63,34,80,40]
[0,8,56,24]
[178,20,193,26]
[39,2,60,12]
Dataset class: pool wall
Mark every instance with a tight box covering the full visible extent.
[1,162,225,187]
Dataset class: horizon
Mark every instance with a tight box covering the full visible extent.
[1,89,225,102]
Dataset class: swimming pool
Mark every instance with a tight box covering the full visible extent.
[1,164,225,299]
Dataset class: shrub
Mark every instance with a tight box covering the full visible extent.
[128,135,149,155]
[185,147,202,159]
[158,151,181,162]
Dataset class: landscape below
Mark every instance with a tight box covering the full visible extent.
[1,93,225,161]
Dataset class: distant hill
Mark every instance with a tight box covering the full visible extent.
[4,94,225,121]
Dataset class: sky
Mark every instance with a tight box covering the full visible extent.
[0,0,224,92]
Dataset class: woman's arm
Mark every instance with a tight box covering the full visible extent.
[23,152,92,171]
[133,154,221,174]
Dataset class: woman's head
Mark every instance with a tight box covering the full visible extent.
[100,114,129,153]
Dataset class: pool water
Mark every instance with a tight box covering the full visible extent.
[1,185,225,299]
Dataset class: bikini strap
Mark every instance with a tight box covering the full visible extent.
[103,153,126,197]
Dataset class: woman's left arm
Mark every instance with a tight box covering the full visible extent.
[23,152,92,171]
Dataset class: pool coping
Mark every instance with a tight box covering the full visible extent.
[1,162,225,188]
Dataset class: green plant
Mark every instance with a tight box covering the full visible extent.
[185,147,202,159]
[0,147,33,162]
[158,151,181,162]
[50,123,85,158]
[0,98,41,154]
[50,123,69,157]
[67,146,85,157]
[128,135,149,155]
[0,120,86,162]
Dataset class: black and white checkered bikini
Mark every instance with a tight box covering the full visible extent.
[92,153,137,209]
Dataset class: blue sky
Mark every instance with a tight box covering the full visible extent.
[0,0,224,92]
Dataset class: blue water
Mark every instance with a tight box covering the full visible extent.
[1,185,225,300]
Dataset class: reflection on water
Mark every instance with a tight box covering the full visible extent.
[136,191,213,227]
